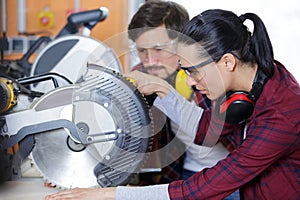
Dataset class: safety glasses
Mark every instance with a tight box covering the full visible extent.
[178,58,214,80]
[133,39,178,60]
[178,52,240,80]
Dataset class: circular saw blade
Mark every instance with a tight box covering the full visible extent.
[31,100,117,188]
[32,129,103,188]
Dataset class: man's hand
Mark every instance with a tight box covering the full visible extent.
[124,71,171,99]
[44,187,116,200]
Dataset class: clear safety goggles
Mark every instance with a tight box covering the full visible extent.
[131,38,178,60]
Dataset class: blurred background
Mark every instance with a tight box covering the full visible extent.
[1,0,299,81]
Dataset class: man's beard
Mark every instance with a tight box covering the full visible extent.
[143,65,174,80]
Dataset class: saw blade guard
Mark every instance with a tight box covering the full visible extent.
[29,35,122,93]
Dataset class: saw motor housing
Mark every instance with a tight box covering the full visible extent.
[0,77,17,114]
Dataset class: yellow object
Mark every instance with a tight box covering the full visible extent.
[0,77,17,113]
[126,78,137,86]
[175,69,193,100]
[37,7,54,28]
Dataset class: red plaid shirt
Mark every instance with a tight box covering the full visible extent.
[168,61,300,199]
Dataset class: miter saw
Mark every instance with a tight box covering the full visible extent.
[0,7,154,188]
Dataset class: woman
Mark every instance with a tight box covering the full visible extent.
[45,9,300,200]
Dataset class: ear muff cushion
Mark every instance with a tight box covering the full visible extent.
[175,69,193,100]
[216,92,255,124]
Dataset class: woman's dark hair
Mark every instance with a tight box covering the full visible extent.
[180,9,274,78]
[128,0,189,41]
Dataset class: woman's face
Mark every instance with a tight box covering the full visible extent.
[177,43,227,100]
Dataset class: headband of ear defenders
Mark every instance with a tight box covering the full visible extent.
[215,68,269,124]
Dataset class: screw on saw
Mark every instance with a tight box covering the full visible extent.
[66,122,89,152]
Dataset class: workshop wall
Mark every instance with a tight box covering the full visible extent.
[0,0,130,68]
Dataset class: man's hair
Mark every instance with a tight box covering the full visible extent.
[128,0,189,41]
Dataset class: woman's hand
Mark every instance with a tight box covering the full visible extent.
[44,187,116,200]
[124,71,171,99]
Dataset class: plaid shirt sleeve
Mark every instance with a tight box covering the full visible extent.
[168,62,300,199]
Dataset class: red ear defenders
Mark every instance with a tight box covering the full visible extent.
[215,91,255,124]
[215,68,268,124]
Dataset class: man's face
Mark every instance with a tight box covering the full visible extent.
[134,26,179,79]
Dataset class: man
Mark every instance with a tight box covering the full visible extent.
[127,0,230,185]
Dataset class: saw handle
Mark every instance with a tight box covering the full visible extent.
[56,7,109,38]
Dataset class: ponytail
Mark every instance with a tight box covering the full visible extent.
[239,13,274,78]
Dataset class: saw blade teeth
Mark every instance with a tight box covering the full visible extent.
[43,176,67,190]
[30,152,68,190]
[43,181,57,188]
